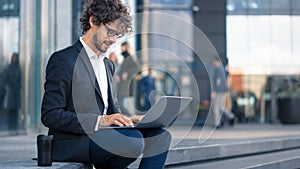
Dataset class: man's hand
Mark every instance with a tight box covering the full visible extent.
[99,113,134,127]
[130,115,145,125]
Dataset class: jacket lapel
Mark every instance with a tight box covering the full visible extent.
[75,40,102,98]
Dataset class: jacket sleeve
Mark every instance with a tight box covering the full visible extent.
[41,52,98,134]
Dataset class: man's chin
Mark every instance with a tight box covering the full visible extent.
[100,45,110,53]
[97,47,107,53]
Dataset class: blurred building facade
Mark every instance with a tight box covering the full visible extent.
[227,0,300,123]
[0,0,299,133]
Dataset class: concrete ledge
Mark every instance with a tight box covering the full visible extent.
[166,136,300,166]
[220,136,300,158]
[0,161,85,169]
[165,148,300,169]
[247,156,300,169]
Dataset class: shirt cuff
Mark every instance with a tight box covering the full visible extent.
[95,115,102,131]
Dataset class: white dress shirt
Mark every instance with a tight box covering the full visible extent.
[80,38,108,130]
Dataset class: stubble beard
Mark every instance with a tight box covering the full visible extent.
[93,34,107,53]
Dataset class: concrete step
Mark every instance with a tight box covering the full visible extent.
[165,148,300,169]
[0,162,84,169]
[167,135,300,165]
[129,135,300,168]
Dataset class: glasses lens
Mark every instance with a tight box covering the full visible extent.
[107,30,115,37]
[105,24,124,38]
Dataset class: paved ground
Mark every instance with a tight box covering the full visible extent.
[171,124,300,139]
[169,123,300,148]
[1,124,300,168]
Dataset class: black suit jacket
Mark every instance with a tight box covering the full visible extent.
[41,40,120,162]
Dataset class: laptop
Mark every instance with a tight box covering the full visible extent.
[102,96,193,129]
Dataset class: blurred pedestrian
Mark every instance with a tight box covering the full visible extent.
[139,68,157,111]
[3,53,21,130]
[211,57,227,128]
[117,41,139,115]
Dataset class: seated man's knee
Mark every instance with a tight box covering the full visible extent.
[91,129,144,158]
[116,129,144,158]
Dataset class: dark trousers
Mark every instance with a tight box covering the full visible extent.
[89,128,171,169]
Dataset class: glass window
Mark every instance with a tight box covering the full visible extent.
[270,16,292,68]
[0,0,19,17]
[247,16,271,73]
[227,15,296,74]
[292,16,300,65]
[0,18,19,68]
[270,0,290,14]
[227,0,247,14]
[148,10,193,62]
[227,16,250,68]
[247,0,270,14]
[227,0,299,124]
[149,0,192,6]
[227,0,298,15]
[291,0,300,14]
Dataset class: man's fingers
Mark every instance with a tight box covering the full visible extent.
[112,114,134,126]
[119,115,134,126]
[114,120,124,127]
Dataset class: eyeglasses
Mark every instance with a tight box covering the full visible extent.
[104,24,124,38]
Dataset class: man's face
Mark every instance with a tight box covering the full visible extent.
[92,22,121,53]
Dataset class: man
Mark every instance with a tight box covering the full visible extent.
[117,41,139,115]
[139,68,157,111]
[211,57,227,128]
[41,0,171,169]
[3,53,21,130]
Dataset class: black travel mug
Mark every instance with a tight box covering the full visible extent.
[37,134,53,166]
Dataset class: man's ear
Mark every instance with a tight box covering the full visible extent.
[89,16,94,28]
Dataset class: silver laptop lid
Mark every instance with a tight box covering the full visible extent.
[100,96,192,129]
[135,96,192,128]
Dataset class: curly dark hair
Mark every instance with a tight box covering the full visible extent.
[80,0,132,35]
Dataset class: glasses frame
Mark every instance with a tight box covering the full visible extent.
[104,24,124,38]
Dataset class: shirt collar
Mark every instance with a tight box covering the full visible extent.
[79,37,105,61]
